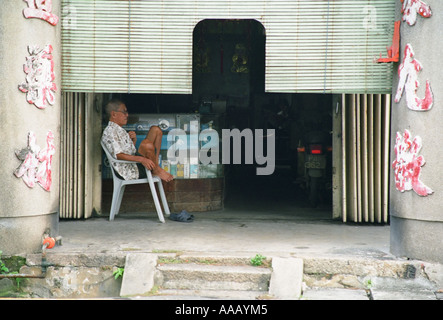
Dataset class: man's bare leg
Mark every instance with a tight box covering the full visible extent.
[138,126,173,182]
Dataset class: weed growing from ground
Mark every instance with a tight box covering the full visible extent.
[250,254,267,266]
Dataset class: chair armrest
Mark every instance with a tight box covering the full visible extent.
[101,142,152,173]
[110,158,139,165]
[109,158,153,174]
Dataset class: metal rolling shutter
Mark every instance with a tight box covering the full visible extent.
[60,92,103,219]
[332,94,391,223]
[61,0,395,94]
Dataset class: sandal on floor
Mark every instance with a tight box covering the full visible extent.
[169,210,194,223]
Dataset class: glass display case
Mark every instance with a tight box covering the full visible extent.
[116,113,224,179]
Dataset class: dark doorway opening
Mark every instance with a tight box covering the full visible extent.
[192,19,333,211]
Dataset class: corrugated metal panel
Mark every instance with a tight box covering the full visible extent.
[62,0,395,94]
[335,94,390,223]
[60,92,102,219]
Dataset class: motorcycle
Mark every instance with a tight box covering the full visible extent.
[296,130,332,207]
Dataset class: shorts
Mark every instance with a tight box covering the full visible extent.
[136,163,148,179]
[115,163,147,180]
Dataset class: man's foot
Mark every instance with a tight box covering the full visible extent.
[153,167,174,182]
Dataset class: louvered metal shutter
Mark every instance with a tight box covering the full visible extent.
[60,92,103,219]
[61,0,395,94]
[332,94,391,223]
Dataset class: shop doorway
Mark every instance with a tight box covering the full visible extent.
[192,19,333,213]
[59,20,391,224]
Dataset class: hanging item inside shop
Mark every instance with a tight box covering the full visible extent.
[394,43,433,111]
[22,0,59,26]
[18,44,57,109]
[194,23,210,74]
[392,129,433,197]
[401,0,432,26]
[14,131,56,191]
[231,43,249,73]
[194,45,210,74]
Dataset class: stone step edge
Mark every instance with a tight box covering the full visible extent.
[156,253,272,268]
[156,254,432,281]
[146,288,271,300]
[302,256,434,280]
[155,264,271,292]
[28,252,436,280]
[157,263,272,274]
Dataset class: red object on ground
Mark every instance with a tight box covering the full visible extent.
[43,237,56,249]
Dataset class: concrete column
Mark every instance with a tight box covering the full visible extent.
[0,1,61,255]
[390,0,443,263]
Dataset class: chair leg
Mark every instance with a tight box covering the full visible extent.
[147,172,165,223]
[110,188,119,221]
[156,180,170,216]
[110,182,125,221]
[116,185,125,215]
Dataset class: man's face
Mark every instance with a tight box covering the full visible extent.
[111,104,129,127]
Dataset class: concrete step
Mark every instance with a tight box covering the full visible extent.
[120,253,440,300]
[146,289,268,300]
[155,263,271,292]
[120,253,303,299]
[302,287,370,300]
[301,258,440,300]
[302,283,439,300]
[368,277,439,300]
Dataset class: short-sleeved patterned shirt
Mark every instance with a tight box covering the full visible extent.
[101,121,139,180]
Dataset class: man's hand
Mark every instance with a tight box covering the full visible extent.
[128,131,137,145]
[139,157,155,170]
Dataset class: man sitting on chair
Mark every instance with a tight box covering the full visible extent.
[101,98,174,182]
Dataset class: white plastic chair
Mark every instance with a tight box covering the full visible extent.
[101,141,170,222]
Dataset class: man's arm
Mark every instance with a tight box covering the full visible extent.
[116,153,155,170]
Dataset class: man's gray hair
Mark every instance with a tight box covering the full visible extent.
[105,98,125,118]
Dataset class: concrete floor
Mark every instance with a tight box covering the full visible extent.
[55,166,392,261]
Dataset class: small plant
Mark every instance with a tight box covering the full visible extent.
[250,254,266,267]
[113,267,124,280]
[12,274,22,290]
[0,251,25,291]
[364,279,374,300]
[0,251,9,274]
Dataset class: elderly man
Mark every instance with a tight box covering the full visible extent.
[101,98,173,182]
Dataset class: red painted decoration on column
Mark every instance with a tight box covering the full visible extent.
[23,0,59,26]
[14,131,55,191]
[401,0,432,26]
[394,44,433,111]
[392,129,433,197]
[14,132,40,189]
[18,44,57,109]
[377,21,401,63]
[36,131,55,191]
